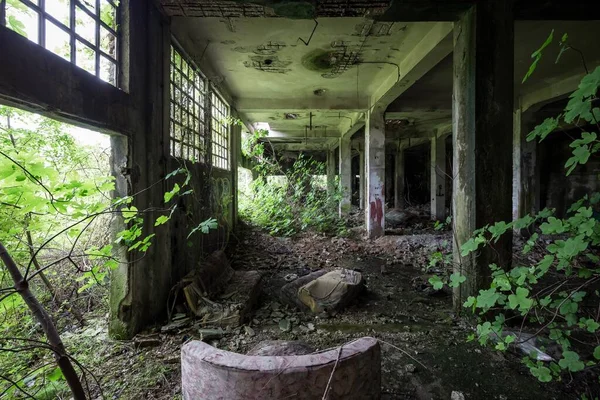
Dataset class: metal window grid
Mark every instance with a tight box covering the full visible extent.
[2,0,119,86]
[211,92,229,170]
[170,45,207,163]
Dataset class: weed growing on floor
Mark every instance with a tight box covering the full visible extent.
[239,129,347,236]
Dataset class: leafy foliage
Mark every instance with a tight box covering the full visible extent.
[451,32,600,385]
[239,129,346,236]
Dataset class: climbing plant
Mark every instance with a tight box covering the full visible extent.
[432,31,600,385]
[239,129,346,236]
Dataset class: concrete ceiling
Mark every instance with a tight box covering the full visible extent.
[385,20,600,137]
[172,17,450,148]
[171,14,600,150]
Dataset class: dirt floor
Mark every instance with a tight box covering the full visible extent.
[76,221,591,400]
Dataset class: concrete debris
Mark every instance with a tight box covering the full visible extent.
[451,391,465,400]
[279,318,292,332]
[404,363,416,373]
[246,340,315,356]
[161,317,191,333]
[298,268,364,313]
[133,335,161,349]
[198,328,224,341]
[489,330,554,362]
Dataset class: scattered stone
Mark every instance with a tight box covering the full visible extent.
[405,364,416,373]
[247,340,315,356]
[307,322,315,332]
[451,391,465,400]
[198,328,224,341]
[284,273,298,282]
[279,319,292,332]
[244,326,255,337]
[134,337,161,349]
[161,317,191,333]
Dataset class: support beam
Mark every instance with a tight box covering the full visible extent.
[326,150,336,196]
[452,2,514,309]
[430,135,446,220]
[339,137,352,215]
[394,143,405,209]
[371,22,453,111]
[359,149,365,210]
[0,26,133,135]
[513,109,539,223]
[365,108,386,238]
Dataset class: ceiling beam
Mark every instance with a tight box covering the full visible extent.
[235,98,367,113]
[520,69,589,113]
[371,22,453,112]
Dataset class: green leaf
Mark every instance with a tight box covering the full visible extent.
[7,15,27,37]
[164,183,180,203]
[428,275,444,290]
[522,30,553,83]
[508,287,534,313]
[47,367,64,382]
[476,288,500,311]
[558,351,585,372]
[154,215,170,226]
[449,272,466,288]
[530,365,552,382]
[593,346,600,360]
[527,117,559,142]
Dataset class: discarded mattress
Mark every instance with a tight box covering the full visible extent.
[181,336,381,400]
[298,268,364,313]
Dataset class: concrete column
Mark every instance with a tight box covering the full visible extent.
[326,149,336,195]
[513,109,538,222]
[394,144,404,209]
[452,2,514,309]
[365,108,386,238]
[339,137,352,215]
[430,134,446,220]
[359,149,365,210]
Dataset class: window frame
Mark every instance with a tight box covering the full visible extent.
[2,0,120,86]
[169,41,209,164]
[210,89,230,171]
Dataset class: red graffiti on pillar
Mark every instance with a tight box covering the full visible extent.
[370,198,384,227]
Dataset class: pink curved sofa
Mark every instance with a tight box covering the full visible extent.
[181,336,381,399]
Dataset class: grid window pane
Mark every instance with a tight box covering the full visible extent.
[170,45,207,164]
[211,93,230,170]
[1,0,119,86]
[45,19,71,61]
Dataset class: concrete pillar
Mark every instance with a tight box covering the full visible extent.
[452,2,514,309]
[430,134,446,220]
[513,109,538,223]
[359,149,365,210]
[365,108,386,238]
[394,144,404,209]
[326,149,336,195]
[339,137,352,215]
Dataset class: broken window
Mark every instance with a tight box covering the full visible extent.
[2,0,119,86]
[211,92,230,170]
[169,44,207,163]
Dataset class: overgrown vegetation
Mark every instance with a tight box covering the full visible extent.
[430,31,600,389]
[0,106,216,398]
[239,128,347,236]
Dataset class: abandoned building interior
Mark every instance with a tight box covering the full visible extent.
[1,0,600,399]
